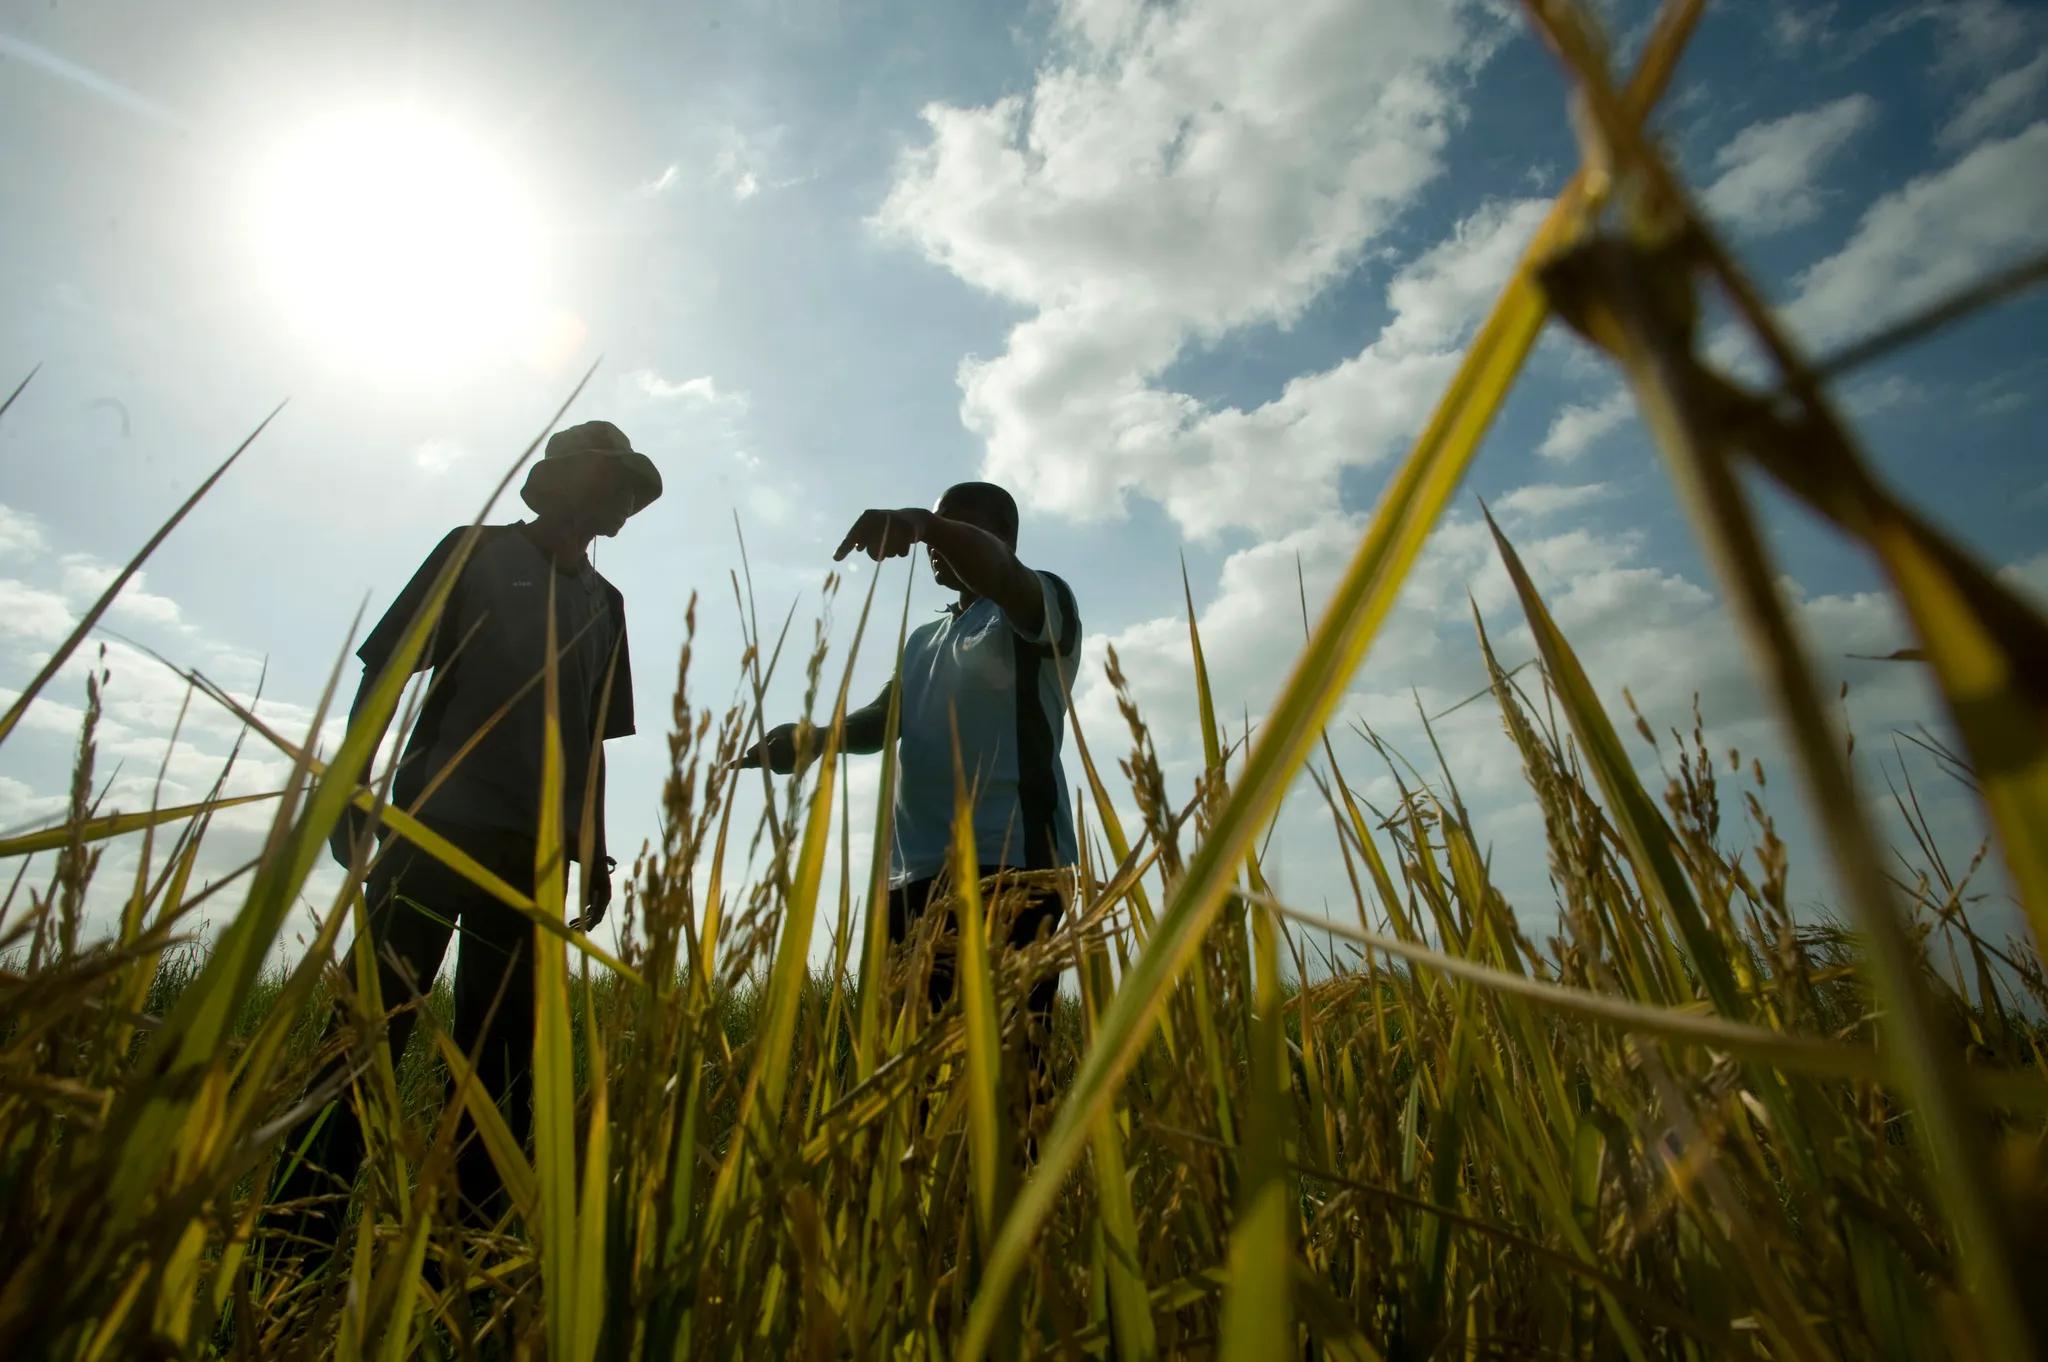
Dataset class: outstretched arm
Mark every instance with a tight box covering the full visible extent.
[834,509,1044,636]
[733,680,895,773]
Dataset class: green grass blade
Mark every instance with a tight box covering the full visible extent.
[431,1031,540,1219]
[1079,945,1156,1361]
[532,572,583,1362]
[1219,903,1293,1359]
[1260,896,2045,1107]
[0,790,281,859]
[572,966,610,1362]
[950,810,1010,1258]
[854,569,915,1080]
[958,107,1611,1357]
[0,402,281,751]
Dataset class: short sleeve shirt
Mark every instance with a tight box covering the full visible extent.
[889,569,1080,885]
[359,524,633,851]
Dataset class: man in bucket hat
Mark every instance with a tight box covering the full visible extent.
[271,420,660,1259]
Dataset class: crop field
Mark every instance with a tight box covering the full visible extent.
[3,2,2047,1359]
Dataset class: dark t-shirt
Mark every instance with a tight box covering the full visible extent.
[359,524,634,852]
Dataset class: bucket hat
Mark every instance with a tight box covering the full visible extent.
[520,420,662,517]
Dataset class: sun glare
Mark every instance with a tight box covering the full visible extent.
[246,106,547,372]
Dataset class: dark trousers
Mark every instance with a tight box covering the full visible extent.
[273,824,539,1248]
[887,867,1065,1080]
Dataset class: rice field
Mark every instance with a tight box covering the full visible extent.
[3,2,2047,1358]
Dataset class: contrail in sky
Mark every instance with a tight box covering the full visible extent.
[0,31,186,129]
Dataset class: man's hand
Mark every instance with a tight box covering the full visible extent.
[731,721,805,774]
[571,858,614,933]
[834,507,934,563]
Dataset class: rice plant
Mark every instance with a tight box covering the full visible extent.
[2,1,2045,1357]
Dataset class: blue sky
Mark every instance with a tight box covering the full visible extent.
[2,0,2045,957]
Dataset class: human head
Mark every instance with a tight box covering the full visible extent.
[521,420,663,538]
[931,481,1019,591]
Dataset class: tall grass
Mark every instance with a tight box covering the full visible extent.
[3,1,2047,1356]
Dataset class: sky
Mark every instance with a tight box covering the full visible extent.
[2,0,2045,966]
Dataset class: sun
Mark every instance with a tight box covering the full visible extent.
[245,105,547,372]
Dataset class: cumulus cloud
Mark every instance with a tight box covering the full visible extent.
[1701,94,1876,234]
[57,556,183,629]
[1494,482,1614,519]
[1078,509,1949,914]
[0,503,49,559]
[0,579,76,641]
[1537,390,1632,462]
[0,498,345,944]
[877,0,1512,537]
[1785,120,2048,352]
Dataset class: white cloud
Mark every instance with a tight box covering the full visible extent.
[1786,120,2048,352]
[1839,373,1928,420]
[0,579,76,641]
[413,439,464,473]
[1924,1,2040,80]
[0,513,338,944]
[630,370,748,413]
[1080,508,1950,915]
[877,0,1510,537]
[641,126,793,203]
[1701,94,1876,234]
[1940,48,2048,147]
[55,556,182,629]
[1537,389,1631,462]
[1494,482,1613,519]
[1768,4,1837,49]
[2001,550,2048,607]
[0,503,48,559]
[0,774,66,832]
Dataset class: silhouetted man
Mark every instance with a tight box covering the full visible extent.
[274,420,659,1252]
[737,482,1080,1072]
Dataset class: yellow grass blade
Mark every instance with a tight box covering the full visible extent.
[1182,556,1225,781]
[1078,945,1156,1361]
[1218,904,1293,1359]
[1504,56,2041,1328]
[958,20,1705,1350]
[1480,511,1741,1016]
[372,800,638,981]
[431,1031,540,1219]
[0,403,281,751]
[572,967,610,1362]
[533,571,587,1362]
[1262,896,2044,1108]
[949,810,1010,1256]
[854,569,915,1080]
[136,641,638,981]
[0,791,282,859]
